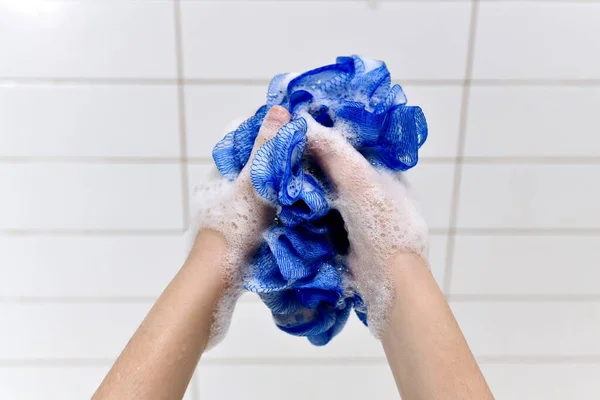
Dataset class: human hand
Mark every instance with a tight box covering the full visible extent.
[305,115,429,337]
[188,106,291,347]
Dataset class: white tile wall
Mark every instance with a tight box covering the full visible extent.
[465,86,600,158]
[1,0,599,399]
[452,235,600,295]
[181,1,472,80]
[473,3,600,80]
[403,85,463,158]
[0,303,149,360]
[481,364,600,400]
[0,366,193,400]
[457,164,600,229]
[0,235,187,297]
[0,84,181,157]
[0,164,183,230]
[0,2,176,79]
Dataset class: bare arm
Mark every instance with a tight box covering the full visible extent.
[382,253,494,399]
[92,230,227,400]
[92,106,290,399]
[305,116,493,399]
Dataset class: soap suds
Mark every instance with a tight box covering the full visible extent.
[190,113,428,342]
[187,108,290,348]
[304,115,429,337]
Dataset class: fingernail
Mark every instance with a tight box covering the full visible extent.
[265,105,290,124]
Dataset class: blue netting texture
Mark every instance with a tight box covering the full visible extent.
[212,56,427,345]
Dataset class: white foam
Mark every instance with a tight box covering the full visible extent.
[304,115,429,338]
[187,107,290,348]
[190,106,428,345]
[188,171,276,348]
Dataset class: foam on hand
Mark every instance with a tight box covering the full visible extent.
[193,55,428,345]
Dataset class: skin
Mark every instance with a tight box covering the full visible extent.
[304,117,495,399]
[92,229,227,400]
[382,253,495,399]
[94,106,494,399]
[93,107,290,400]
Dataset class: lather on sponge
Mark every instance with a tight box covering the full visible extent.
[192,55,428,346]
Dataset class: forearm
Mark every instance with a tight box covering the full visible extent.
[93,230,227,400]
[382,253,494,400]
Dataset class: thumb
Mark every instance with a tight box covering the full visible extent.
[304,114,376,194]
[239,106,291,182]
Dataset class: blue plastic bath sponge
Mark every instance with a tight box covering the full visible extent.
[212,56,428,345]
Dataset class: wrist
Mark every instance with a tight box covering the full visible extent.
[184,229,229,292]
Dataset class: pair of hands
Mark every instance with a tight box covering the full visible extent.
[191,105,429,345]
[95,106,494,400]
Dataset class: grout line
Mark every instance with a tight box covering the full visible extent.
[173,0,191,229]
[2,228,599,237]
[187,157,215,164]
[443,0,479,295]
[0,359,114,367]
[0,296,158,304]
[0,229,185,236]
[184,78,270,86]
[4,77,600,87]
[454,228,600,235]
[4,293,600,305]
[4,155,600,165]
[0,78,177,86]
[190,372,200,400]
[459,156,600,164]
[448,294,600,302]
[418,157,458,164]
[2,356,600,368]
[475,356,600,365]
[471,78,600,87]
[391,79,465,86]
[0,156,183,164]
[201,358,388,366]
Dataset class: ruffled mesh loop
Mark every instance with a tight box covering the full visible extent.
[212,56,427,345]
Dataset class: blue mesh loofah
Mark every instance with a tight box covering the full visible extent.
[212,56,428,345]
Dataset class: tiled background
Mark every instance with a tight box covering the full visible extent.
[1,0,599,399]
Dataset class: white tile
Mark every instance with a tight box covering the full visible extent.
[187,165,452,226]
[0,235,186,297]
[403,85,463,158]
[0,366,193,400]
[181,2,471,80]
[0,2,176,78]
[473,3,600,79]
[187,164,448,286]
[465,86,600,157]
[452,235,600,295]
[185,84,462,160]
[0,164,183,230]
[0,303,150,359]
[406,164,454,230]
[197,364,397,399]
[457,164,600,229]
[0,85,180,157]
[185,85,266,158]
[452,302,600,357]
[0,366,108,400]
[187,163,220,221]
[0,301,381,360]
[205,302,384,359]
[428,234,447,289]
[481,364,600,400]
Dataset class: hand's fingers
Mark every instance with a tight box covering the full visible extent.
[250,106,291,159]
[304,114,377,194]
[239,106,291,183]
